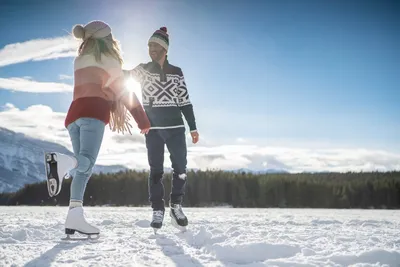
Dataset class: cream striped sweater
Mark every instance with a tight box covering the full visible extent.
[65,54,150,130]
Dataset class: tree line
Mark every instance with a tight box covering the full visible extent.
[1,170,400,209]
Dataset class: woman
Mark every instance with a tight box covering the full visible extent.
[44,20,150,238]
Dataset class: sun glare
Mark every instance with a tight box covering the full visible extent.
[124,77,142,103]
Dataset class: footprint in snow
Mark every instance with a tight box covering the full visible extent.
[135,220,151,228]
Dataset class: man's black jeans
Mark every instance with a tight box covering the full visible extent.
[145,127,187,210]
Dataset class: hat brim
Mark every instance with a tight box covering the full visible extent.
[148,37,168,51]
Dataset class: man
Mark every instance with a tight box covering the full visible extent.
[126,27,199,232]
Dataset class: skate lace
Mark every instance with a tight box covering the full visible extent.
[152,210,164,223]
[172,204,185,220]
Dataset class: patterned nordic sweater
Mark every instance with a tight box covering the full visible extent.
[128,59,197,132]
[65,54,149,130]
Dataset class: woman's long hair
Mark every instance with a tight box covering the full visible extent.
[77,34,132,135]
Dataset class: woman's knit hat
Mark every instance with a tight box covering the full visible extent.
[148,27,169,52]
[72,20,112,40]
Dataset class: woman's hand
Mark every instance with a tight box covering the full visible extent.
[140,128,150,134]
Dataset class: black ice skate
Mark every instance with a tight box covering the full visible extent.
[150,210,164,234]
[170,204,188,232]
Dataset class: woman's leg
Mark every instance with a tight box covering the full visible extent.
[69,118,105,205]
[64,118,105,236]
[67,121,80,179]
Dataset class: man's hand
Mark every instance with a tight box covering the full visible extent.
[191,130,199,144]
[140,128,150,134]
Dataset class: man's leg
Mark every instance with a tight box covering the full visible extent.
[165,127,188,205]
[145,130,166,211]
[165,127,188,228]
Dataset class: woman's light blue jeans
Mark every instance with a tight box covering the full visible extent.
[67,117,105,202]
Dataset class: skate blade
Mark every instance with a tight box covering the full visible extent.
[170,217,187,233]
[62,228,100,241]
[61,234,100,241]
[44,153,54,198]
[44,152,59,197]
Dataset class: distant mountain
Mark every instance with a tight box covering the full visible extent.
[0,127,127,193]
[0,127,294,193]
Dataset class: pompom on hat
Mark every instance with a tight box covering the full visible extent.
[148,27,169,51]
[72,20,112,40]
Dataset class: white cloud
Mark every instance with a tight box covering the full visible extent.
[34,51,77,61]
[0,77,72,93]
[59,74,73,80]
[1,103,15,111]
[0,35,78,67]
[1,104,399,173]
[0,103,71,148]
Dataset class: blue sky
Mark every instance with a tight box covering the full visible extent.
[0,0,399,172]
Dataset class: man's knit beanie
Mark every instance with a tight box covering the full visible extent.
[148,27,169,52]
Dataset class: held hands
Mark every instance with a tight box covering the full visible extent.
[191,130,199,144]
[129,105,151,134]
[140,128,150,134]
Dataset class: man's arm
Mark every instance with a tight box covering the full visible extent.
[177,69,197,132]
[124,64,146,83]
[104,64,150,131]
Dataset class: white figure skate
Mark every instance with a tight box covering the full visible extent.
[44,152,77,197]
[62,206,100,240]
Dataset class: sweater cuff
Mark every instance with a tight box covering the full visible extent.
[180,104,196,131]
[129,105,151,130]
[188,121,197,132]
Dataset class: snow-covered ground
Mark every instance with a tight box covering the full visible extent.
[1,207,399,267]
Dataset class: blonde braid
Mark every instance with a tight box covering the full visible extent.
[109,100,133,135]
